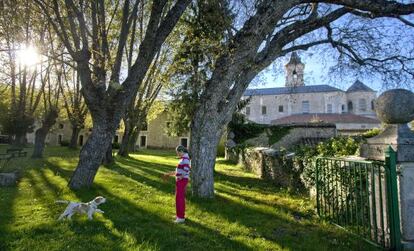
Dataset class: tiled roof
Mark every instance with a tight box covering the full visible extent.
[346,80,375,93]
[244,85,343,96]
[271,113,380,125]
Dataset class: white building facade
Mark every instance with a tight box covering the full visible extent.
[243,53,379,133]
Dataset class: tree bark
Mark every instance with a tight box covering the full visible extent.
[32,109,58,158]
[189,107,223,198]
[69,126,81,149]
[102,143,114,165]
[13,133,27,147]
[118,118,133,157]
[128,128,139,152]
[32,129,48,158]
[68,121,115,189]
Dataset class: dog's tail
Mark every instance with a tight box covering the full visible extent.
[55,200,70,204]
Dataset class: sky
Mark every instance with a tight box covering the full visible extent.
[248,53,383,92]
[246,11,414,94]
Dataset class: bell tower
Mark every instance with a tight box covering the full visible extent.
[285,52,305,87]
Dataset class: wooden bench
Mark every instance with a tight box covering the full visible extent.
[0,148,27,169]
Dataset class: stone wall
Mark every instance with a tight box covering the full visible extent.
[238,147,303,190]
[270,123,336,150]
[238,123,336,150]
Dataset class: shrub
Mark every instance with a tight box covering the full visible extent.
[217,136,226,157]
[267,126,290,145]
[230,123,267,144]
[362,128,381,138]
[60,140,70,147]
[112,142,120,149]
[295,136,361,189]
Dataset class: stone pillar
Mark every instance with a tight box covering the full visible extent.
[361,89,414,250]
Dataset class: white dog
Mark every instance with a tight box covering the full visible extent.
[56,196,106,220]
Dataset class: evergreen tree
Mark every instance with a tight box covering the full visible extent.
[165,0,233,136]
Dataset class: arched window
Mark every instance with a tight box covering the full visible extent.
[348,101,353,111]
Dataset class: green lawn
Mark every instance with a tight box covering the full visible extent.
[0,146,378,251]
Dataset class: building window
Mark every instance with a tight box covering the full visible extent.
[79,135,84,146]
[327,104,333,113]
[141,121,148,131]
[371,100,375,110]
[261,106,267,115]
[341,104,345,113]
[140,136,147,148]
[348,101,353,111]
[58,135,63,144]
[114,135,119,143]
[302,101,310,114]
[59,123,64,129]
[180,137,189,148]
[245,106,250,116]
[278,105,284,113]
[359,98,367,112]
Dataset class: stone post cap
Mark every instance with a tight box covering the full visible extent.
[361,88,414,161]
[375,89,414,124]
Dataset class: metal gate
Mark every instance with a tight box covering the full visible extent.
[315,146,401,250]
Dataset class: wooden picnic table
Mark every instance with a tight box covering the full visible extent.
[0,148,27,169]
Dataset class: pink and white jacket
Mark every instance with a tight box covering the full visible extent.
[176,153,191,180]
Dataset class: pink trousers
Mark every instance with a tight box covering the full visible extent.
[176,178,188,219]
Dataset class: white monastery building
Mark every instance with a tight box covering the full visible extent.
[243,53,380,134]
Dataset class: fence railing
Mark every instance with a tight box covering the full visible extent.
[315,146,401,250]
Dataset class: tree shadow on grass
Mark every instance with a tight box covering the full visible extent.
[215,185,314,220]
[19,153,376,250]
[64,183,254,250]
[37,159,253,250]
[0,185,19,250]
[107,158,176,194]
[192,193,374,251]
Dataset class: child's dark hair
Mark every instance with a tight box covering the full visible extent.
[176,145,188,154]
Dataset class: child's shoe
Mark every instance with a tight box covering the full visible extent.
[174,217,185,223]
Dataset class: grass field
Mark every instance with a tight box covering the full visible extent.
[0,146,378,250]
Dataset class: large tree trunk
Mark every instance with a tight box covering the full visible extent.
[190,108,223,198]
[128,128,139,152]
[32,128,48,158]
[118,118,133,157]
[69,126,81,149]
[68,121,115,189]
[102,144,114,165]
[32,129,47,158]
[13,133,27,146]
[32,109,58,158]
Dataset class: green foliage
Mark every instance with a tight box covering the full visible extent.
[0,98,8,132]
[267,126,291,146]
[60,140,70,147]
[1,111,35,136]
[229,121,291,147]
[112,142,120,149]
[164,93,194,137]
[0,146,376,251]
[230,123,267,144]
[216,135,226,157]
[316,136,360,157]
[362,128,381,138]
[294,136,362,189]
[165,1,233,136]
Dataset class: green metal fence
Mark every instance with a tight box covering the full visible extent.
[315,146,401,250]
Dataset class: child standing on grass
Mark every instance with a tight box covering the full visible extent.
[163,145,191,223]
